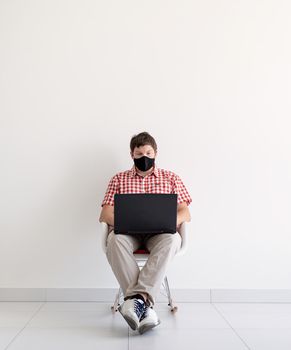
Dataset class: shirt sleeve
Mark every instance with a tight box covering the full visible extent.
[172,175,192,206]
[101,175,120,207]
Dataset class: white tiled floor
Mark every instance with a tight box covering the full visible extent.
[0,302,291,350]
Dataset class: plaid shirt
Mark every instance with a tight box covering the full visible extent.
[101,164,192,207]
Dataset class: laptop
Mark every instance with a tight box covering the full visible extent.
[114,193,177,234]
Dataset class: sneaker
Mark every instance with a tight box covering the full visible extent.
[138,306,161,334]
[118,298,146,330]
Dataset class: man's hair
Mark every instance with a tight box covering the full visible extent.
[130,132,157,153]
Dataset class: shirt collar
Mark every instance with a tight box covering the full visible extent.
[130,164,159,178]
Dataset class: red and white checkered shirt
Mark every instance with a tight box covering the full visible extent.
[101,164,192,207]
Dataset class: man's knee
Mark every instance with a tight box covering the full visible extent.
[171,232,182,250]
[160,233,181,251]
[107,232,133,252]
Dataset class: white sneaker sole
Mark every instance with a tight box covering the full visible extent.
[138,319,161,334]
[123,315,139,330]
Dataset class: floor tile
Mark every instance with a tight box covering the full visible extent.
[27,303,125,329]
[235,328,291,350]
[0,303,42,312]
[151,303,231,329]
[0,303,42,327]
[6,327,128,350]
[213,303,291,329]
[129,328,249,350]
[40,301,113,312]
[0,328,23,350]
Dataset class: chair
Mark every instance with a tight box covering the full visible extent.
[100,221,189,313]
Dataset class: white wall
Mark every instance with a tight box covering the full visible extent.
[0,0,290,289]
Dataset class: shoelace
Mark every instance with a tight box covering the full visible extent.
[134,299,145,318]
[139,305,149,322]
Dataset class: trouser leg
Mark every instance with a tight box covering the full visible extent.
[125,232,181,306]
[106,232,141,297]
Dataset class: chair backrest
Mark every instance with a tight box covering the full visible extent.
[99,221,189,258]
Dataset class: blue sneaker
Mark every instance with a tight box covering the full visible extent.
[118,298,146,330]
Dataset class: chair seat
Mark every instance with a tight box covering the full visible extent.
[134,248,150,254]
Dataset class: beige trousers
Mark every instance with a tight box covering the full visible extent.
[106,230,182,306]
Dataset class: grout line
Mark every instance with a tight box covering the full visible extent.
[210,302,252,350]
[4,302,46,350]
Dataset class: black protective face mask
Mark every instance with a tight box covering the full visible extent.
[134,156,155,172]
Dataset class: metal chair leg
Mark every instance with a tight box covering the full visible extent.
[111,287,123,313]
[163,276,178,312]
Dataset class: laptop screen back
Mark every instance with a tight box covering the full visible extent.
[114,193,178,234]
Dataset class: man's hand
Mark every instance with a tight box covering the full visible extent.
[177,202,191,231]
[99,204,114,227]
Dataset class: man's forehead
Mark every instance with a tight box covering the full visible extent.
[134,145,154,152]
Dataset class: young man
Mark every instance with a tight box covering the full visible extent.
[99,131,192,334]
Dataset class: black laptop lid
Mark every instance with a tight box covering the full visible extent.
[114,193,178,234]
